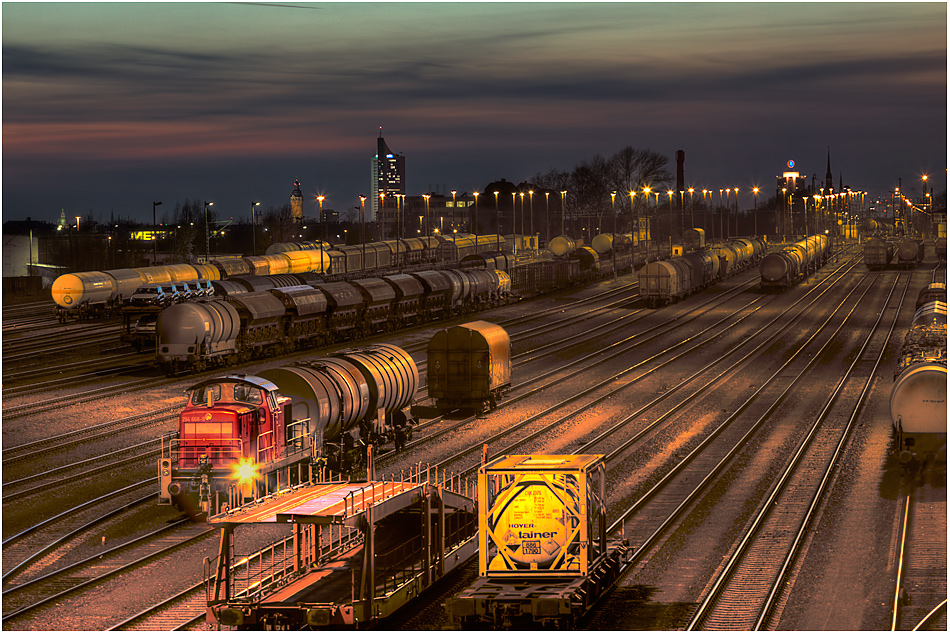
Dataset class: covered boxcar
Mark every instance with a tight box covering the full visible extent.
[864,237,895,270]
[427,321,511,412]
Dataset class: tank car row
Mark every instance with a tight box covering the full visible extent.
[758,234,831,291]
[889,284,947,473]
[155,266,511,374]
[51,234,509,321]
[637,237,766,307]
[864,236,925,270]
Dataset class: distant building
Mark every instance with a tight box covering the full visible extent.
[290,179,304,221]
[370,130,406,237]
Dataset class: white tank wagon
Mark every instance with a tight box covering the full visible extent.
[156,300,243,372]
[891,300,947,471]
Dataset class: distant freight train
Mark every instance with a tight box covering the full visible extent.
[51,234,509,321]
[637,238,766,306]
[156,267,511,374]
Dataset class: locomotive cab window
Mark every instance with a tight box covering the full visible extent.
[233,384,262,404]
[192,384,222,406]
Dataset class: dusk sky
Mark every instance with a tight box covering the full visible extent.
[3,2,946,226]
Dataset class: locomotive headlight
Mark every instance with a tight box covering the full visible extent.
[232,459,260,483]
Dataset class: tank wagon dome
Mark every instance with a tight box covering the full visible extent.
[547,235,577,257]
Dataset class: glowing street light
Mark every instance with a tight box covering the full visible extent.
[423,194,431,236]
[688,188,695,229]
[667,189,674,253]
[472,191,479,253]
[610,191,617,280]
[560,190,567,236]
[204,201,214,262]
[493,191,500,237]
[249,201,261,256]
[359,195,367,268]
[752,187,759,237]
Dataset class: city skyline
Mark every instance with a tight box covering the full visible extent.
[3,2,946,225]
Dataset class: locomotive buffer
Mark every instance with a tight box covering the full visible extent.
[204,472,477,629]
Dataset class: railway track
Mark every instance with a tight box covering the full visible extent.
[683,273,907,630]
[890,484,948,631]
[6,243,940,631]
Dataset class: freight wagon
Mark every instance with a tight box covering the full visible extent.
[427,321,511,412]
[446,454,629,628]
[890,300,947,472]
[864,236,896,270]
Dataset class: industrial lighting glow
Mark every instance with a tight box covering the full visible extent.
[232,459,260,483]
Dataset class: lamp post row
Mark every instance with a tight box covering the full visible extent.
[185,182,878,268]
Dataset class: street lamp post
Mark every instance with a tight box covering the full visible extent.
[528,190,534,239]
[519,192,525,242]
[204,201,214,262]
[472,192,479,254]
[544,192,550,245]
[316,196,324,268]
[733,187,739,235]
[718,189,725,240]
[643,187,652,261]
[560,190,567,236]
[250,201,260,256]
[702,189,708,236]
[510,192,517,256]
[423,194,430,237]
[493,191,500,238]
[610,191,617,280]
[629,191,636,249]
[752,188,759,237]
[667,189,674,255]
[359,196,367,269]
[688,188,694,230]
[152,201,162,264]
[451,190,457,239]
